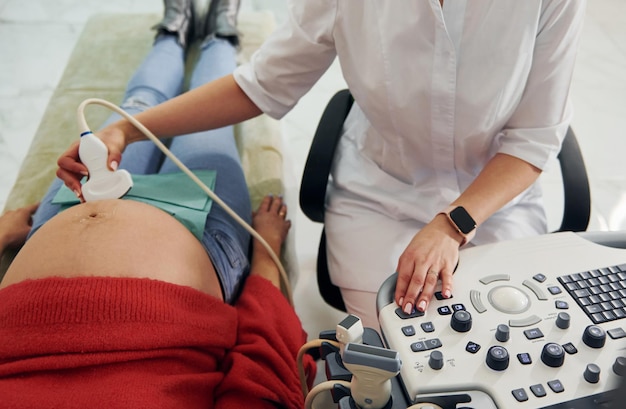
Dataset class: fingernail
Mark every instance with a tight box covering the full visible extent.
[403,303,413,315]
[80,170,89,176]
[418,300,427,311]
[444,289,452,298]
[398,297,404,306]
[110,161,118,171]
[73,190,81,198]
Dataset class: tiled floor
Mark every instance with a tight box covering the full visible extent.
[1,0,625,338]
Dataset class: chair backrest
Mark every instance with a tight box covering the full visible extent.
[557,126,591,232]
[299,89,591,311]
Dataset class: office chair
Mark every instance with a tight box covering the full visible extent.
[299,89,591,312]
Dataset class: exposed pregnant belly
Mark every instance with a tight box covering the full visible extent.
[1,199,222,300]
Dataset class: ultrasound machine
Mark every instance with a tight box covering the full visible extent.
[317,231,626,409]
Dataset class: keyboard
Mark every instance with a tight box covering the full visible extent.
[559,264,626,324]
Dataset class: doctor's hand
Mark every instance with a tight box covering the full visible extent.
[394,213,463,315]
[56,126,127,200]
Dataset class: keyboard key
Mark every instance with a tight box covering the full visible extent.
[437,306,452,315]
[547,380,564,393]
[585,305,603,314]
[592,313,606,323]
[523,328,544,340]
[602,311,617,321]
[608,328,626,339]
[588,278,601,287]
[574,289,591,298]
[589,270,601,278]
[555,300,569,309]
[530,384,547,397]
[466,341,481,354]
[421,322,435,333]
[517,352,532,364]
[562,342,578,354]
[512,389,528,402]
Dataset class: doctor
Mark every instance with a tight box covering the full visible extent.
[58,0,586,328]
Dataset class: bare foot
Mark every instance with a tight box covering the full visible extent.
[250,195,291,288]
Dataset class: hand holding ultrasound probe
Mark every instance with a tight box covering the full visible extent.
[78,132,133,202]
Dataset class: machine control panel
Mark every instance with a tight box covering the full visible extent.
[377,232,626,408]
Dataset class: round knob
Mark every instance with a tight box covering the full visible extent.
[582,325,607,349]
[555,312,571,329]
[584,363,601,383]
[495,324,510,342]
[429,350,444,370]
[613,357,626,376]
[486,346,510,371]
[450,310,472,333]
[541,343,565,368]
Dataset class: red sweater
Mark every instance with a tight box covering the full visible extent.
[0,276,315,408]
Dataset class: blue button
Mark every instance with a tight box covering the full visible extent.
[438,306,452,315]
[466,341,481,354]
[555,300,569,309]
[517,353,532,365]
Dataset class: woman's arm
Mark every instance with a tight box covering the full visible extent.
[395,153,541,313]
[57,75,262,196]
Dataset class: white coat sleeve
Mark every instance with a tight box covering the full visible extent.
[498,0,586,170]
[234,0,339,119]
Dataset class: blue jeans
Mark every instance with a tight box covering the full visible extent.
[30,36,252,303]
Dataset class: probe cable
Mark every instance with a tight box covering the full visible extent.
[76,98,294,306]
[297,338,343,397]
[305,380,352,409]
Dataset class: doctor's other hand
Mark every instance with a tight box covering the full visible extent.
[56,127,127,199]
[394,213,462,315]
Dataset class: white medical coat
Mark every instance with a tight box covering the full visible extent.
[234,0,586,292]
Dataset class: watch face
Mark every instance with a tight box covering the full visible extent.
[450,206,476,235]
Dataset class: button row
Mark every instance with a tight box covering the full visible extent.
[401,322,435,337]
[512,379,564,402]
[410,338,443,352]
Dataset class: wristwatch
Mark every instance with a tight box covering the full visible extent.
[441,205,476,246]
